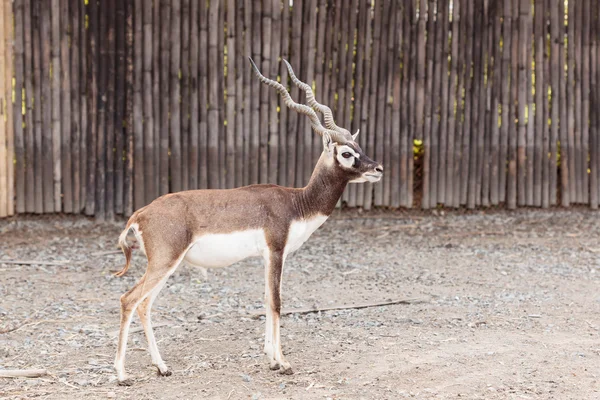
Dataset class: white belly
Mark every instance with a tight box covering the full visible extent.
[284,215,328,255]
[184,229,267,268]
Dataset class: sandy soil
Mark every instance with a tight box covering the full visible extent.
[1,209,599,399]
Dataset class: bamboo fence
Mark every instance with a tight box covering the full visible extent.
[0,0,599,219]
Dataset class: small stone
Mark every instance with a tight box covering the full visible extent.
[241,374,252,382]
[107,392,116,398]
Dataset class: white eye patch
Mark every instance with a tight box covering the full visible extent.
[336,145,359,168]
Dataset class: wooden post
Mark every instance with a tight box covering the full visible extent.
[79,0,87,211]
[489,0,501,205]
[59,0,71,213]
[460,0,473,206]
[105,0,116,219]
[567,0,576,203]
[159,0,170,195]
[114,0,126,214]
[180,0,190,191]
[581,0,590,205]
[23,0,35,213]
[0,0,6,217]
[142,0,154,203]
[51,0,62,212]
[32,0,44,213]
[268,0,281,186]
[124,0,134,217]
[41,0,54,213]
[69,0,81,212]
[189,0,199,189]
[13,0,25,214]
[438,0,450,206]
[259,0,271,184]
[207,0,220,188]
[199,0,208,188]
[226,0,236,188]
[170,0,182,192]
[152,0,160,196]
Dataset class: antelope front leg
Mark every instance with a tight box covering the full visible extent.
[263,250,293,375]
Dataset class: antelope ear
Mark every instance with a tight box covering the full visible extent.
[322,131,335,153]
[352,129,360,141]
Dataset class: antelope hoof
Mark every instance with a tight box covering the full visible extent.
[156,365,172,377]
[279,365,294,375]
[118,378,134,387]
[269,360,281,370]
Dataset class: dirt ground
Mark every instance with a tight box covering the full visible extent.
[1,209,599,399]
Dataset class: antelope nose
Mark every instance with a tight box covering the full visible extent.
[375,165,384,173]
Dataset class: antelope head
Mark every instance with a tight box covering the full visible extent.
[249,58,383,185]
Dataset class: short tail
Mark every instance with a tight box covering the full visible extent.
[115,222,135,277]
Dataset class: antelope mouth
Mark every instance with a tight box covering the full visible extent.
[364,173,383,182]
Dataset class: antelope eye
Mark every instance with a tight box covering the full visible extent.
[342,152,352,159]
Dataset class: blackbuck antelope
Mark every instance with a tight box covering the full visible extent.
[113,59,383,385]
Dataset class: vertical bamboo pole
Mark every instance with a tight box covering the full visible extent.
[383,0,395,206]
[314,0,328,189]
[133,0,144,209]
[480,0,492,207]
[124,0,134,216]
[159,0,170,195]
[114,0,125,214]
[277,0,289,187]
[23,0,35,213]
[453,0,467,207]
[390,0,402,208]
[489,0,501,205]
[534,0,545,207]
[169,0,182,192]
[302,0,317,187]
[226,0,236,188]
[421,0,435,208]
[234,0,243,188]
[189,0,199,189]
[524,0,534,207]
[268,0,281,185]
[499,0,511,204]
[207,0,220,188]
[51,0,62,212]
[589,0,598,209]
[581,0,590,205]
[41,1,54,212]
[142,0,154,202]
[514,0,525,206]
[69,0,81,212]
[438,0,450,206]
[429,0,444,208]
[460,0,473,206]
[573,0,583,202]
[79,0,87,210]
[5,0,13,216]
[59,0,71,213]
[105,0,116,219]
[259,0,271,184]
[96,0,108,220]
[375,0,391,207]
[249,0,260,185]
[217,0,224,188]
[152,0,160,196]
[180,0,190,191]
[556,0,568,206]
[32,0,43,213]
[567,0,576,202]
[85,0,97,215]
[363,0,383,210]
[0,0,6,217]
[287,0,301,188]
[350,0,366,207]
[199,0,208,188]
[468,0,482,209]
[402,0,414,208]
[13,0,25,214]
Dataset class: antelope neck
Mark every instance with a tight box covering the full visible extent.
[293,154,349,218]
